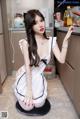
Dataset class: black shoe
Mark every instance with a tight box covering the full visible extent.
[16,99,51,116]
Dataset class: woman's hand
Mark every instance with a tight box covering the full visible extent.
[65,26,74,40]
[18,96,34,111]
[22,96,34,107]
[23,89,34,106]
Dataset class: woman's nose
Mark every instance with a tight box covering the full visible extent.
[40,25,44,28]
[39,23,44,27]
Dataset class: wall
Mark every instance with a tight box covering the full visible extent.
[6,0,12,28]
[11,0,54,14]
[7,0,54,27]
[5,0,54,27]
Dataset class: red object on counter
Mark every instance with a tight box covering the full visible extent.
[44,67,53,72]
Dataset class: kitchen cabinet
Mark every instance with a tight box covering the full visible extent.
[0,35,7,84]
[0,3,3,33]
[74,69,80,116]
[9,30,26,70]
[0,75,2,93]
[56,29,80,116]
[0,1,7,93]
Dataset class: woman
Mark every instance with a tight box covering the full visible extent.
[13,9,73,111]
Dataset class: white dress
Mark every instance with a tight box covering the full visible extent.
[13,37,57,105]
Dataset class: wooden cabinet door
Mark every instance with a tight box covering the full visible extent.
[11,31,26,70]
[56,31,80,115]
[0,2,3,33]
[56,31,75,99]
[57,31,80,70]
[56,61,75,100]
[74,69,80,114]
[0,35,7,83]
[66,35,80,70]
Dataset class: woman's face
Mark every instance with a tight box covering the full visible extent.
[32,15,45,35]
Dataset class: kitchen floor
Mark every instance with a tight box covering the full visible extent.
[0,75,79,119]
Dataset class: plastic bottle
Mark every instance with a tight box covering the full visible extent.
[66,6,73,26]
[64,10,67,26]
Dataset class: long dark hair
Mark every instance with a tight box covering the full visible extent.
[24,9,48,66]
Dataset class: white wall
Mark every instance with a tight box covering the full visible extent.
[11,0,54,14]
[9,0,54,27]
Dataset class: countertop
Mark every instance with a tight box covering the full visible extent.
[9,26,80,35]
[9,27,53,32]
[57,26,80,35]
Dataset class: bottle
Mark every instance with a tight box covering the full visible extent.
[64,10,67,27]
[66,6,73,26]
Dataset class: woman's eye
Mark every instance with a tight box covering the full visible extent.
[34,21,37,25]
[34,19,44,25]
[40,19,44,22]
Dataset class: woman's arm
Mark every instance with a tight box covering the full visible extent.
[53,26,74,63]
[20,39,32,99]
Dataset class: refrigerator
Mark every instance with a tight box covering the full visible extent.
[0,2,7,84]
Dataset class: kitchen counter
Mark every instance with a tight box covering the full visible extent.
[9,27,53,32]
[57,26,80,35]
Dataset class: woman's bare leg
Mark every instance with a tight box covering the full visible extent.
[34,100,45,108]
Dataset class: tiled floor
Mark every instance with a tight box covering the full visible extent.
[0,75,79,119]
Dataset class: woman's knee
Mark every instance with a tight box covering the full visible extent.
[34,100,45,108]
[18,100,34,111]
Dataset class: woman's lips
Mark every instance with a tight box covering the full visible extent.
[40,28,44,31]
